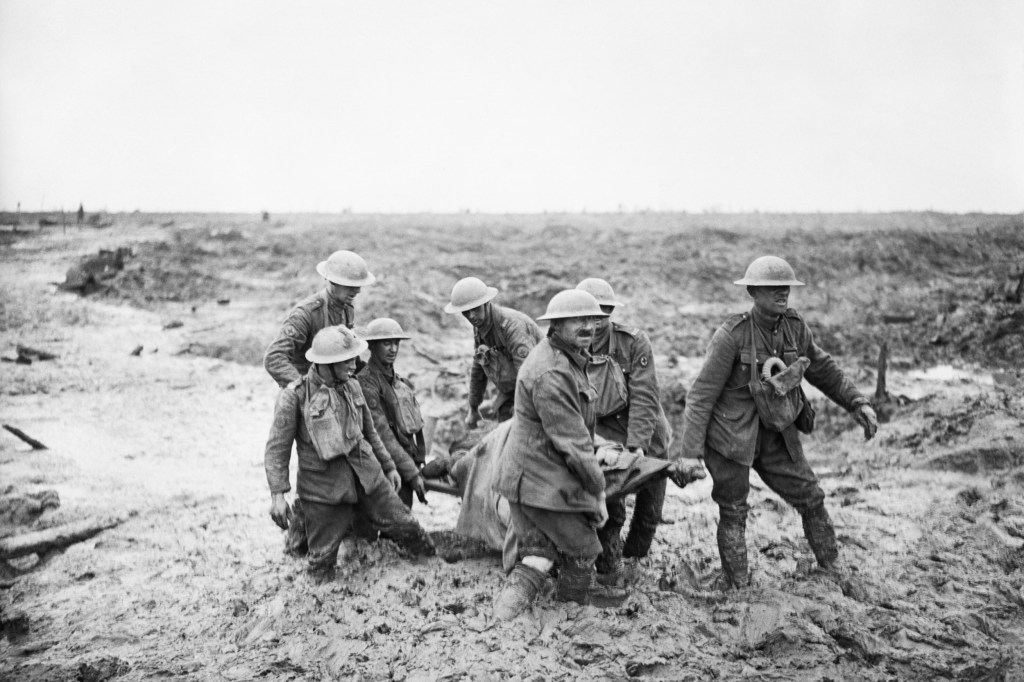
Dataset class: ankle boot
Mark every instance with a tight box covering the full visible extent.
[596,522,624,584]
[555,558,628,608]
[493,563,546,620]
[717,513,749,589]
[801,503,839,569]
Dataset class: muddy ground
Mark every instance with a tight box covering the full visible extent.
[1,212,1024,681]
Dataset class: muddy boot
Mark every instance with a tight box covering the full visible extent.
[555,557,628,608]
[622,478,666,558]
[716,512,749,589]
[385,521,437,557]
[801,503,839,569]
[596,521,624,586]
[308,566,336,585]
[493,563,546,620]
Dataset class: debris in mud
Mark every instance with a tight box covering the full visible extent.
[0,488,60,526]
[927,445,1024,474]
[14,345,58,363]
[2,425,48,450]
[59,247,132,294]
[162,320,184,330]
[0,516,122,561]
[76,656,130,682]
[1,608,30,641]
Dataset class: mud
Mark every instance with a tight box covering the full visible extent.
[2,213,1024,680]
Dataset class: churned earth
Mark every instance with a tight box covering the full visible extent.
[1,212,1023,681]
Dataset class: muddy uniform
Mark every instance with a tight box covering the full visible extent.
[469,306,543,422]
[494,335,604,565]
[264,371,433,575]
[680,307,868,579]
[591,322,672,568]
[264,290,355,388]
[356,354,426,508]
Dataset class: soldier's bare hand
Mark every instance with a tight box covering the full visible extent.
[386,469,402,492]
[465,406,482,428]
[269,493,292,530]
[668,459,707,489]
[411,475,428,504]
[591,492,609,529]
[855,405,878,441]
[628,446,645,458]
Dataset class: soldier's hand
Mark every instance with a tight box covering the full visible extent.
[668,459,707,489]
[411,475,428,504]
[465,406,482,428]
[591,492,609,530]
[269,493,292,530]
[628,446,645,458]
[855,404,878,441]
[386,469,402,492]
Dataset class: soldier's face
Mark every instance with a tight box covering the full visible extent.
[594,305,614,334]
[750,286,790,316]
[370,339,401,365]
[322,358,357,385]
[462,304,487,328]
[554,316,598,352]
[328,283,361,305]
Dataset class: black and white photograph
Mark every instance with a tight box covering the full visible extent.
[2,1,1023,679]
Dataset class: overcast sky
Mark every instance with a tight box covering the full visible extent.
[1,1,1022,214]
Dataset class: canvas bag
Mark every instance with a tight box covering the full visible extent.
[588,354,629,418]
[392,377,424,436]
[747,318,807,432]
[303,383,362,461]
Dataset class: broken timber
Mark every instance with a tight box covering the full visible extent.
[0,517,122,560]
[2,424,47,450]
[874,341,889,404]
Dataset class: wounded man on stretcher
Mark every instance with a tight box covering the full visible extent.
[420,420,706,572]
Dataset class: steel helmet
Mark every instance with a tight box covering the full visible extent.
[733,256,805,286]
[537,289,609,321]
[359,317,411,341]
[305,325,368,364]
[576,278,624,307]
[316,250,376,287]
[444,277,498,313]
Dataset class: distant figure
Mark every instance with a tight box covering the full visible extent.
[76,203,84,225]
[262,211,270,223]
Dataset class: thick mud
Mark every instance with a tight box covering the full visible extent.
[2,214,1023,680]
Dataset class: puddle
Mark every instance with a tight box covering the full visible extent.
[905,364,994,386]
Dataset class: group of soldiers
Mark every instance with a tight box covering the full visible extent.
[262,249,878,617]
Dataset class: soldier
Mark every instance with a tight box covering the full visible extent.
[356,318,428,509]
[679,256,878,589]
[492,289,628,618]
[264,326,434,583]
[443,277,543,427]
[263,249,375,556]
[264,249,375,388]
[575,278,704,583]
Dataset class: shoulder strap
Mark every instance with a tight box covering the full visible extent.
[320,290,329,330]
[749,317,758,384]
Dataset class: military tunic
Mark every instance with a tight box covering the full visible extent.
[264,289,355,388]
[468,305,543,419]
[590,321,673,567]
[264,371,432,572]
[357,355,426,505]
[592,322,671,456]
[264,371,395,504]
[494,335,604,562]
[680,307,867,466]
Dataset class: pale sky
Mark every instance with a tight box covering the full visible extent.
[1,1,1022,214]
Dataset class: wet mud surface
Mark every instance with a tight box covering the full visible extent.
[2,213,1023,680]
